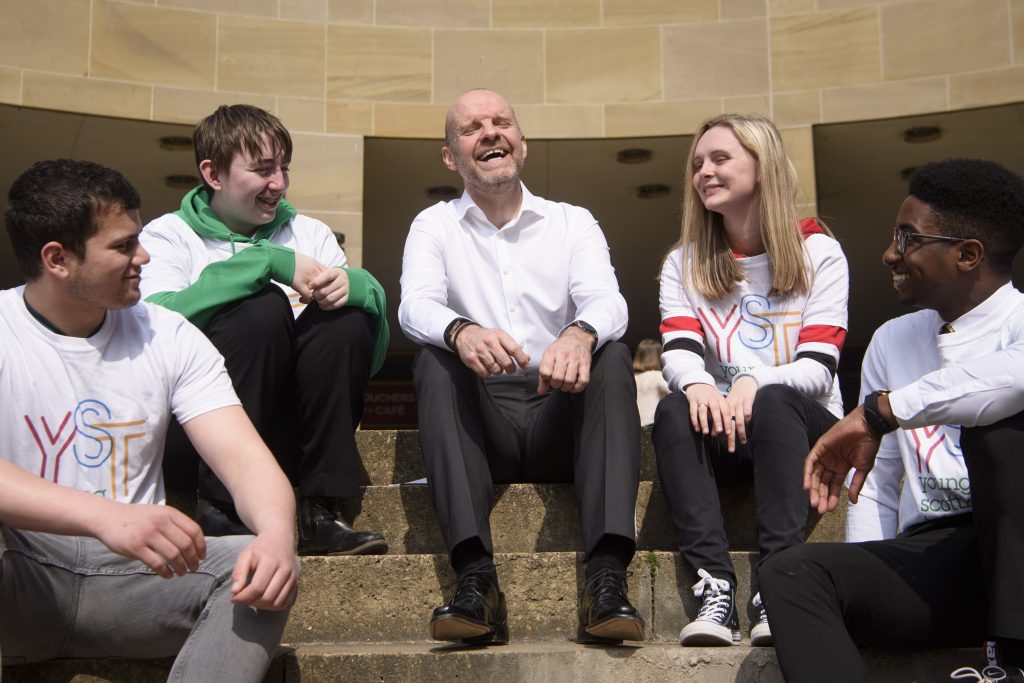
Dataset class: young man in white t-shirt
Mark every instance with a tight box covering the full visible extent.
[0,159,298,681]
[760,159,1024,682]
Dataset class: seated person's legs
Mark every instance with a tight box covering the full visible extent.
[528,341,644,643]
[653,391,742,645]
[760,517,987,683]
[654,383,834,648]
[0,529,291,682]
[291,303,384,556]
[413,345,514,644]
[962,410,1024,667]
[186,286,294,533]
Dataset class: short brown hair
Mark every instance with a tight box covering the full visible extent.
[193,104,292,181]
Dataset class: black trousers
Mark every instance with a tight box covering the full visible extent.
[760,410,1024,683]
[412,342,641,559]
[652,384,838,585]
[163,286,375,506]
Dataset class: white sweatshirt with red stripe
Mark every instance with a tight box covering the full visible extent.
[659,219,849,418]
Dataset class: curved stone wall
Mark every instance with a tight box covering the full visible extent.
[1,0,1021,262]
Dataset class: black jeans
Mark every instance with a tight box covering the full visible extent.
[163,286,375,506]
[652,383,838,585]
[760,410,1024,683]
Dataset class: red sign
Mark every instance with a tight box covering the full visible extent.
[361,381,418,428]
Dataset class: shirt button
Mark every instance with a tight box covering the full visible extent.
[502,269,510,275]
[510,305,517,313]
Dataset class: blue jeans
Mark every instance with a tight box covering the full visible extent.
[0,526,292,682]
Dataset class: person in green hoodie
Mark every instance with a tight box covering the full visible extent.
[139,104,389,556]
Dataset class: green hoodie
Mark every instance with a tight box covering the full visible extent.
[145,186,389,374]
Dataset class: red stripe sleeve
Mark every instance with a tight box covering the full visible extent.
[799,217,825,239]
[797,324,846,351]
[660,316,704,336]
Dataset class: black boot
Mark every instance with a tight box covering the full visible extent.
[577,568,645,644]
[298,496,388,556]
[430,567,509,644]
[197,498,252,536]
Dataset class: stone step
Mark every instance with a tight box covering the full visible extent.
[3,642,982,683]
[353,480,846,554]
[282,642,978,683]
[354,426,659,487]
[288,551,764,644]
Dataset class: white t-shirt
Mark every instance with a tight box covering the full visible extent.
[659,226,849,418]
[847,283,1024,540]
[0,288,239,504]
[139,212,347,317]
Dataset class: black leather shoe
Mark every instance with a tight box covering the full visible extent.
[577,568,645,644]
[430,568,509,644]
[197,499,252,536]
[298,497,388,556]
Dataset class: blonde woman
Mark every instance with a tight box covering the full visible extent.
[653,114,849,647]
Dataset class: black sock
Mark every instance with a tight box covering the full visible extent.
[585,534,635,579]
[999,638,1024,669]
[451,538,496,578]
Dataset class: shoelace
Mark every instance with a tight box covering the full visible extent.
[586,569,631,604]
[446,567,498,610]
[752,592,768,623]
[690,568,732,621]
[951,665,1017,682]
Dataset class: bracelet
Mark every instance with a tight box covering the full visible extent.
[444,317,469,350]
[863,390,896,437]
[451,320,475,347]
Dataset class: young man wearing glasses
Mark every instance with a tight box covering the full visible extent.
[759,159,1024,682]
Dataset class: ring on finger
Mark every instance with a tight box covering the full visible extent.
[697,402,708,408]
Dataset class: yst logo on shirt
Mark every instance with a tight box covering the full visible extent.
[697,294,802,377]
[23,398,147,500]
[909,424,970,514]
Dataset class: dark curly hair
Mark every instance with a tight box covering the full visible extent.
[5,159,140,280]
[908,159,1024,275]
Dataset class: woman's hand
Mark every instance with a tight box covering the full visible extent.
[684,383,733,441]
[724,375,758,452]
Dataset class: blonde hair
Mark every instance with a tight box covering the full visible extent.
[633,339,663,372]
[673,113,808,300]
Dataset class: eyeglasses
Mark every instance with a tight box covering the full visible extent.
[892,227,966,254]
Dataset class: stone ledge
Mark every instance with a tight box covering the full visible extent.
[3,642,983,683]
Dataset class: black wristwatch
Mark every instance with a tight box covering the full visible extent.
[863,390,896,437]
[565,319,598,352]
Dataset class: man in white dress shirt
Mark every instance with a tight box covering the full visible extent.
[398,89,643,646]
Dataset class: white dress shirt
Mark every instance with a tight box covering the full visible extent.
[398,184,627,369]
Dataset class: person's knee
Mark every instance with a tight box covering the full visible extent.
[413,345,468,390]
[588,341,633,386]
[652,392,690,439]
[751,383,802,416]
[207,286,293,338]
[759,543,825,597]
[200,535,253,582]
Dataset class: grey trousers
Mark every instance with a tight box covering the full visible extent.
[412,341,641,558]
[0,526,291,682]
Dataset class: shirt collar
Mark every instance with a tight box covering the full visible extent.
[453,182,546,228]
[947,281,1019,334]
